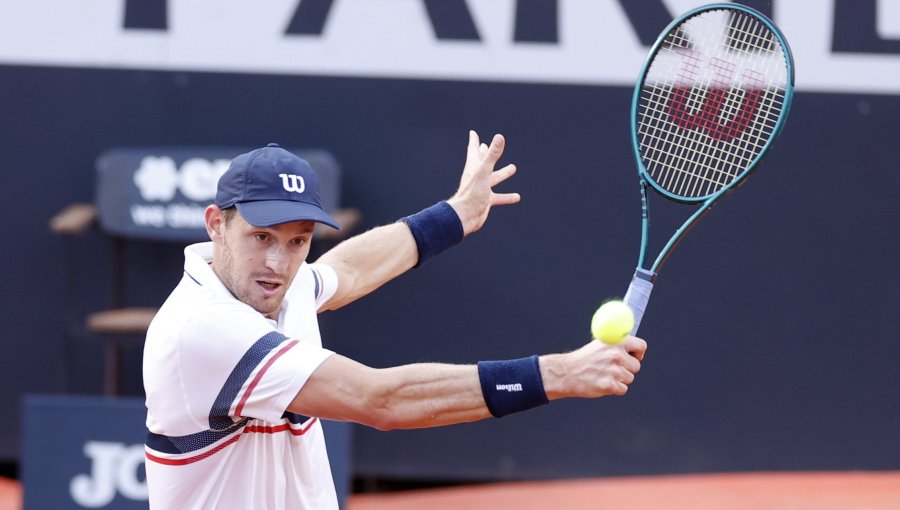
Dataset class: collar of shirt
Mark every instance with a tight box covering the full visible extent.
[182,242,234,300]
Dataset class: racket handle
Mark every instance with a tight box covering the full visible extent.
[624,268,656,336]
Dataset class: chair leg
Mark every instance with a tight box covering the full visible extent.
[104,340,121,396]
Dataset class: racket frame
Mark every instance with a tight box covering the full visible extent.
[629,2,795,276]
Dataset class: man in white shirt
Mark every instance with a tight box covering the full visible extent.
[143,133,647,509]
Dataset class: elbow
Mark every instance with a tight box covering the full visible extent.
[355,374,406,431]
[359,394,404,431]
[365,413,400,432]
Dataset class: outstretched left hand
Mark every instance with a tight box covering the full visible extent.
[447,130,521,236]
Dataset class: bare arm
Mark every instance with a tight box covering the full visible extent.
[315,131,519,311]
[290,355,489,430]
[289,337,647,430]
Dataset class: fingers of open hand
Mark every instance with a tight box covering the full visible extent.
[467,130,481,159]
[468,131,504,163]
[484,133,505,163]
[456,131,518,229]
[492,192,522,207]
[489,164,520,206]
[464,132,518,204]
[490,163,517,187]
[466,132,502,177]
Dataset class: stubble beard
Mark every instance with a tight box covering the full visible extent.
[216,242,283,319]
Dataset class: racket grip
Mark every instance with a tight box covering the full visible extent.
[624,268,655,336]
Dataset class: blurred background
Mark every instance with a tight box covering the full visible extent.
[1,0,898,508]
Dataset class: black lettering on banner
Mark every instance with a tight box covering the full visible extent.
[738,0,774,21]
[514,0,558,43]
[123,0,168,30]
[119,0,784,49]
[285,0,481,40]
[832,0,900,54]
[422,0,480,40]
[616,0,775,48]
[617,0,673,46]
[286,0,334,35]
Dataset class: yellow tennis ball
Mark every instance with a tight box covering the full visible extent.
[591,301,634,345]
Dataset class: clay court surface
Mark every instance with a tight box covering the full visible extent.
[2,471,898,509]
[348,472,900,510]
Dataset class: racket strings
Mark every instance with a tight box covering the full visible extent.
[639,85,768,194]
[636,9,788,199]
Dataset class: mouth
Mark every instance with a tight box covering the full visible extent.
[256,279,284,297]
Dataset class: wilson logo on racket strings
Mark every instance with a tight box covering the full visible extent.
[667,56,763,142]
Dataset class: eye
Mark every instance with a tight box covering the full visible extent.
[254,233,269,242]
[291,237,307,247]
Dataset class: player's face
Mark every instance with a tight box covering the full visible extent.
[213,211,315,319]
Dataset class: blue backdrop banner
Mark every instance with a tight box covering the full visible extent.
[21,395,352,509]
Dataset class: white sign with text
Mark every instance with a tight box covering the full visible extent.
[0,0,898,94]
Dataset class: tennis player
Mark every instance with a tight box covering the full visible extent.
[143,132,647,510]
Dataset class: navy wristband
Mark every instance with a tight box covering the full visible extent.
[477,355,549,418]
[400,201,464,268]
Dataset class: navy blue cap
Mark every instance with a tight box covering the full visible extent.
[215,143,340,229]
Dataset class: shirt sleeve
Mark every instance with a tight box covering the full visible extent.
[179,299,333,425]
[307,262,339,311]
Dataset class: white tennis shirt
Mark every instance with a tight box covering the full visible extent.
[143,242,339,510]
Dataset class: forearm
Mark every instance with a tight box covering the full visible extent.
[315,221,418,310]
[376,357,563,429]
[372,363,490,429]
[291,354,489,430]
[316,131,518,311]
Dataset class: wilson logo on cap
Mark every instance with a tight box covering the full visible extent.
[278,173,306,194]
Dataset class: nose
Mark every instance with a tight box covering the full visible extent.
[265,246,289,274]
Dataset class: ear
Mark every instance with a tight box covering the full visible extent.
[206,205,225,242]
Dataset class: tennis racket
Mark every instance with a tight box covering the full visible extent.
[621,3,795,335]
